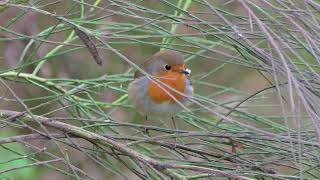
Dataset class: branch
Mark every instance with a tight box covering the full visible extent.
[0,133,67,144]
[0,110,253,180]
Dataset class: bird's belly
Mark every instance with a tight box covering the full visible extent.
[144,100,184,117]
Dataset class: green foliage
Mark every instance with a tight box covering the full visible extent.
[0,131,37,180]
[0,0,319,179]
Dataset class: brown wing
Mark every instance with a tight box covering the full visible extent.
[133,55,155,79]
[134,70,143,79]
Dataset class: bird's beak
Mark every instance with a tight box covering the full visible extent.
[179,68,191,75]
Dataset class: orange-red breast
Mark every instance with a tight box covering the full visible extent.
[128,50,193,117]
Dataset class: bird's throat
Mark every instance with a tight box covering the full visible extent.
[147,73,186,103]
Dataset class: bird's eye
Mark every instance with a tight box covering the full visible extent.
[164,65,171,71]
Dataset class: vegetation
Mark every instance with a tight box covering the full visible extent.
[0,0,319,179]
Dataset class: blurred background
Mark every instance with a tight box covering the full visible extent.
[0,0,319,179]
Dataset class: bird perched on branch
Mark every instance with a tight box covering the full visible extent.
[128,50,193,126]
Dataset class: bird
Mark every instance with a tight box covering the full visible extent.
[128,50,193,127]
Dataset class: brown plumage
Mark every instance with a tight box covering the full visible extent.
[134,50,184,79]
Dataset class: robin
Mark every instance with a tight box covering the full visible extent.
[128,50,193,124]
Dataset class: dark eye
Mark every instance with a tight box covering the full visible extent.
[164,65,171,71]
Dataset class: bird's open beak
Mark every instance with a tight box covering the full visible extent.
[179,68,191,75]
